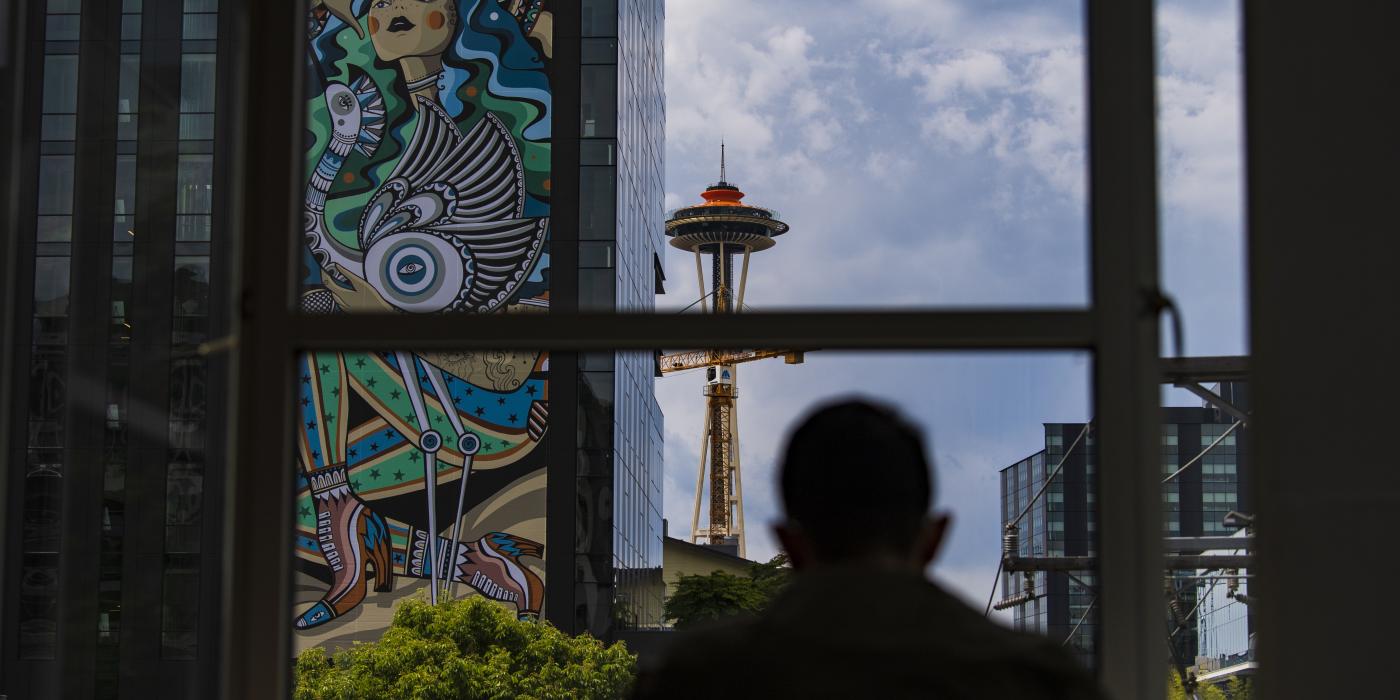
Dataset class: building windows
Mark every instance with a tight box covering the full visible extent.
[40,55,79,141]
[178,54,217,140]
[580,66,618,138]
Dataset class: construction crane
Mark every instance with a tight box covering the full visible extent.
[662,147,797,558]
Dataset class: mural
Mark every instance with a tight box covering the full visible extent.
[294,0,552,643]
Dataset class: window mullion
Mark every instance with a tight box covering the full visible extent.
[1086,0,1163,696]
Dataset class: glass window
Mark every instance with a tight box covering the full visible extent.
[580,66,617,138]
[582,38,618,65]
[579,268,617,311]
[45,14,81,41]
[582,139,617,166]
[182,13,218,40]
[179,55,217,140]
[581,0,617,36]
[114,155,137,239]
[33,258,72,317]
[117,54,140,139]
[161,555,200,659]
[36,155,74,219]
[41,54,79,115]
[581,242,616,268]
[121,13,141,40]
[40,54,79,141]
[580,166,617,240]
[176,155,213,241]
[172,257,210,317]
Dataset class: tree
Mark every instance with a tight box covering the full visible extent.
[294,596,636,700]
[1166,671,1229,700]
[663,555,791,629]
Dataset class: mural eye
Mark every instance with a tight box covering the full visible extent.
[398,262,425,275]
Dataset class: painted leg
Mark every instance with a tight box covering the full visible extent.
[457,533,546,618]
[295,465,395,630]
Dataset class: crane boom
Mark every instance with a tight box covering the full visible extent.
[659,348,806,374]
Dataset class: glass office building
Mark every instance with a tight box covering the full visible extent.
[578,0,668,630]
[999,383,1252,668]
[1,0,665,695]
[2,1,229,696]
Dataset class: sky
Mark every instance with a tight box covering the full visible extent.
[653,0,1248,614]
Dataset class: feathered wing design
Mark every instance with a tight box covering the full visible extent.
[358,97,548,314]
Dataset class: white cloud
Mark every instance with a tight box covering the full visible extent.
[1156,3,1244,227]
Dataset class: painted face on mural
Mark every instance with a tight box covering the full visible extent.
[368,0,457,63]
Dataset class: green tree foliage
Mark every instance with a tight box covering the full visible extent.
[1166,671,1238,700]
[294,596,636,700]
[748,553,791,601]
[1225,677,1254,700]
[664,555,791,629]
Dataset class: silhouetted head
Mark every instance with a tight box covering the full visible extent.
[775,399,949,572]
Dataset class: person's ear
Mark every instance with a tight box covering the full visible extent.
[773,522,814,571]
[914,513,951,568]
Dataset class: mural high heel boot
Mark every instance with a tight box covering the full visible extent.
[456,532,546,619]
[295,466,394,630]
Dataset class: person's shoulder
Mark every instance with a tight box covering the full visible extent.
[900,582,1106,697]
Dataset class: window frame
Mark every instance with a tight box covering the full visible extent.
[215,1,1163,698]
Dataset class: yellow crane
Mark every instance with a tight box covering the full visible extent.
[658,349,806,558]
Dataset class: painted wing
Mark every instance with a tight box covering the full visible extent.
[358,98,548,313]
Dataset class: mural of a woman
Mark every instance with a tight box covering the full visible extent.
[293,0,553,638]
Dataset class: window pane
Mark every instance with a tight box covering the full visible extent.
[580,166,617,240]
[176,155,213,214]
[36,156,74,217]
[181,13,217,40]
[41,55,79,115]
[582,37,618,65]
[659,1,1091,310]
[45,14,80,41]
[117,54,140,117]
[582,0,617,36]
[33,258,71,316]
[580,65,617,138]
[172,257,210,316]
[179,55,216,114]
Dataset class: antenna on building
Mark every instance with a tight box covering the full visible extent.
[719,140,727,185]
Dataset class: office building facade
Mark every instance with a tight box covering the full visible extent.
[0,1,664,697]
[999,383,1252,667]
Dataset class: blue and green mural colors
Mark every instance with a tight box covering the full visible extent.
[295,1,552,635]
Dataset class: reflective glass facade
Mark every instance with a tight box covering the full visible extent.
[578,0,667,630]
[4,0,229,696]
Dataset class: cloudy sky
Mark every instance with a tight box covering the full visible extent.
[653,0,1247,613]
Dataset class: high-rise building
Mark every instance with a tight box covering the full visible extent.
[999,383,1252,667]
[0,1,665,697]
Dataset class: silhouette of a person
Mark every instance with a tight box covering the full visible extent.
[637,399,1106,699]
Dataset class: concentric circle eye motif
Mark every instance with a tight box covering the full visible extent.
[364,232,466,313]
[420,430,442,453]
[459,433,481,455]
